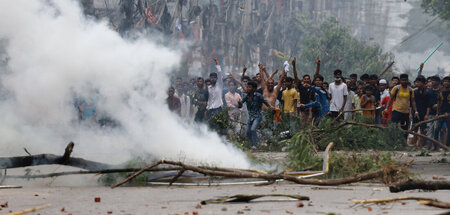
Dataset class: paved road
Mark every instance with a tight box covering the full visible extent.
[0,151,448,215]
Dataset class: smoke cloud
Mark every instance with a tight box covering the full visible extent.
[0,0,250,168]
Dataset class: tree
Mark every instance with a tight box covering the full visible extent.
[293,17,394,80]
[422,0,450,21]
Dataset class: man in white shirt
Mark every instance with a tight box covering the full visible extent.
[328,69,348,119]
[206,56,224,120]
[379,79,389,103]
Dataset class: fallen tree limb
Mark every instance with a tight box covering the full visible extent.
[0,142,115,171]
[389,180,450,193]
[111,160,404,188]
[343,121,450,151]
[4,167,183,179]
[411,114,449,131]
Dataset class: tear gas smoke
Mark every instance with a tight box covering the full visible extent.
[0,0,250,168]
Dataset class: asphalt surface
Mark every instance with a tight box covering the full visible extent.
[0,152,449,215]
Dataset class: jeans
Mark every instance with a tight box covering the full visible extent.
[206,107,222,120]
[247,116,262,147]
[434,117,450,147]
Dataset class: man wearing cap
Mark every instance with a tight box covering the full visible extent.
[379,79,389,103]
[206,56,224,120]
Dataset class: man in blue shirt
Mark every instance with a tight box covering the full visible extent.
[238,81,274,149]
[300,74,330,121]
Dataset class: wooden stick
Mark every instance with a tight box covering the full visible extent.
[352,196,436,204]
[389,180,450,193]
[169,169,185,186]
[7,204,50,215]
[111,160,164,188]
[411,114,449,131]
[353,196,450,209]
[378,61,395,79]
[341,107,380,113]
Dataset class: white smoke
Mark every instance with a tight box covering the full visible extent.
[0,0,250,168]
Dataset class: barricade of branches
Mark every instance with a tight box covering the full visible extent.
[110,159,409,188]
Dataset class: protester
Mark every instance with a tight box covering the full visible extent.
[238,81,273,149]
[434,76,450,149]
[281,77,299,115]
[343,79,355,120]
[386,74,419,131]
[360,85,376,120]
[299,74,329,120]
[349,73,358,92]
[164,55,448,151]
[193,77,208,122]
[352,84,363,117]
[379,79,389,103]
[206,56,224,120]
[391,76,400,88]
[409,75,430,147]
[225,80,242,121]
[167,87,181,116]
[328,69,348,119]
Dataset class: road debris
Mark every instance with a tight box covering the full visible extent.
[200,194,309,205]
[389,180,450,192]
[7,204,50,215]
[352,196,450,209]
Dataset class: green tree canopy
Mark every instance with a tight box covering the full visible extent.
[422,0,450,20]
[291,17,394,81]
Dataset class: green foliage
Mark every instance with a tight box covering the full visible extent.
[98,157,153,186]
[326,151,395,179]
[315,118,407,151]
[208,108,232,135]
[287,131,323,171]
[291,16,394,81]
[422,0,450,20]
[416,150,432,157]
[286,128,402,179]
[432,158,448,163]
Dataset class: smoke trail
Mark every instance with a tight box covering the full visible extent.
[0,0,250,168]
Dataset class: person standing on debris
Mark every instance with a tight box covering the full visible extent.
[167,87,181,116]
[193,77,208,122]
[238,81,274,150]
[386,73,419,131]
[206,56,224,120]
[328,69,348,119]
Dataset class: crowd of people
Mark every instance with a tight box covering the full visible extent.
[167,57,450,151]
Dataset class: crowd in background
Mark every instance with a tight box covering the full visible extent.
[166,57,450,151]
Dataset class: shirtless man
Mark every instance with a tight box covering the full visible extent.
[259,64,286,109]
